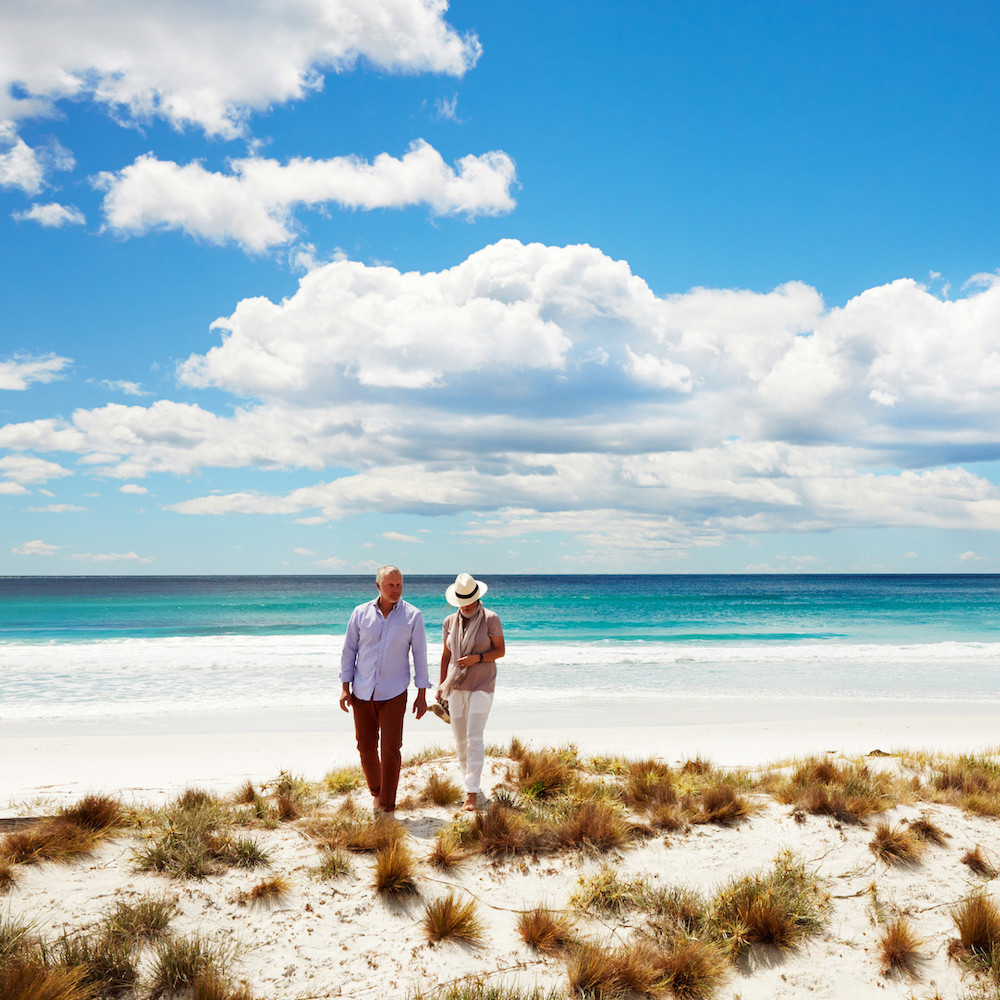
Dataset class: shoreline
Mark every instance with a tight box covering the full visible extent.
[4,696,999,810]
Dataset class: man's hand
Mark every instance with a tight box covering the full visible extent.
[413,688,428,719]
[339,684,351,713]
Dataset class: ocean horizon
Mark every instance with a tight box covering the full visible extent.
[1,574,997,729]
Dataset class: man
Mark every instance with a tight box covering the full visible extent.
[339,565,428,814]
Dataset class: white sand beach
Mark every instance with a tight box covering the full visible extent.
[3,703,1000,1000]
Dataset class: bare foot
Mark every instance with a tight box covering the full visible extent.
[462,793,478,812]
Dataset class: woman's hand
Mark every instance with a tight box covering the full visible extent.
[456,653,480,670]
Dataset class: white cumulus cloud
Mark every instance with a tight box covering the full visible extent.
[97,142,517,251]
[0,0,481,136]
[4,243,1000,558]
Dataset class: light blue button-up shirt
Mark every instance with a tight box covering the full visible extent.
[340,598,429,701]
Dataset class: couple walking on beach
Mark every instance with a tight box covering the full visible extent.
[339,566,505,814]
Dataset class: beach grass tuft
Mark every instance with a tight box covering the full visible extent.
[49,927,139,996]
[421,772,464,807]
[950,890,1000,965]
[516,906,576,955]
[0,860,16,893]
[429,829,469,869]
[147,933,234,999]
[0,819,100,867]
[554,800,630,852]
[962,845,999,879]
[323,767,364,795]
[315,848,352,880]
[514,747,576,800]
[565,939,661,998]
[422,891,484,944]
[0,959,94,1000]
[879,916,924,979]
[650,933,730,1000]
[411,980,563,1000]
[690,779,753,826]
[471,802,542,856]
[372,840,418,897]
[769,757,898,824]
[869,821,925,866]
[239,874,291,905]
[569,866,651,916]
[711,851,828,955]
[59,793,126,833]
[102,894,178,945]
[906,815,949,846]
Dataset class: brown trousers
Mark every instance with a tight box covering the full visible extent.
[351,691,407,811]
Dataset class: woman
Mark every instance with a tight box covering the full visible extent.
[433,572,505,811]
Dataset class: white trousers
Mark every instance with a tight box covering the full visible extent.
[448,689,494,794]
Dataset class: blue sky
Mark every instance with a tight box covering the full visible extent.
[2,0,999,574]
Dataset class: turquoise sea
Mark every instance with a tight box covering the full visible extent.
[1,575,998,726]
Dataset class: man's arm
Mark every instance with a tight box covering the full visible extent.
[339,610,360,712]
[411,610,429,718]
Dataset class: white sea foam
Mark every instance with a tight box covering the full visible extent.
[2,634,1000,722]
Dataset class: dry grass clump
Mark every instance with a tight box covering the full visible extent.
[516,906,576,955]
[471,802,547,857]
[645,885,711,938]
[649,934,730,1000]
[132,787,273,879]
[570,866,651,916]
[373,840,418,897]
[962,846,1000,880]
[0,792,127,870]
[315,848,352,880]
[147,934,236,999]
[710,852,828,955]
[869,821,925,866]
[934,755,1000,815]
[514,747,577,800]
[305,811,404,854]
[565,939,661,998]
[429,829,470,869]
[770,757,898,824]
[0,893,193,1000]
[879,916,924,979]
[47,927,139,996]
[236,875,291,906]
[621,758,677,813]
[423,891,484,944]
[0,861,15,894]
[688,780,753,826]
[103,894,178,942]
[553,800,630,852]
[323,767,364,795]
[411,980,563,1000]
[907,814,949,846]
[420,772,464,807]
[0,959,94,1000]
[950,890,1000,966]
[59,793,127,832]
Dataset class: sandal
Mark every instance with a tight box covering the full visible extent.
[429,701,451,724]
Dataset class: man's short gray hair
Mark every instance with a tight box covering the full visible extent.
[376,564,402,585]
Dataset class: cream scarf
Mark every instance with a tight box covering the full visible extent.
[439,606,485,699]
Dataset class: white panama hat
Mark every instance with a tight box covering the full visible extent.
[445,572,488,608]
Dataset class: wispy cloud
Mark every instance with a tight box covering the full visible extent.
[13,202,85,227]
[0,353,72,391]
